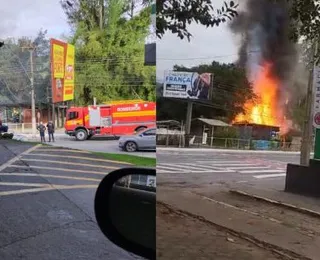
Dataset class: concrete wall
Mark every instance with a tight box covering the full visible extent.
[285,160,320,197]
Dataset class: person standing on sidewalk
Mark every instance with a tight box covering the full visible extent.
[47,120,55,142]
[37,122,46,143]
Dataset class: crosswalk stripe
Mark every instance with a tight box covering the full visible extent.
[0,182,50,187]
[159,163,213,171]
[23,153,132,165]
[253,173,286,179]
[157,161,287,179]
[8,165,107,175]
[177,163,232,170]
[197,160,248,164]
[21,158,119,170]
[0,173,101,182]
[156,165,181,172]
[227,166,271,170]
[0,184,98,197]
[33,149,91,154]
[240,169,286,174]
[156,169,172,173]
[207,163,257,167]
[156,169,231,173]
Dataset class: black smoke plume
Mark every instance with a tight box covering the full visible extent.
[229,0,297,88]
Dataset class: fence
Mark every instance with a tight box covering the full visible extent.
[5,123,33,134]
[157,134,309,152]
[5,123,65,134]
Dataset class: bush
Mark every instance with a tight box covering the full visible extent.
[0,133,14,139]
[213,127,239,139]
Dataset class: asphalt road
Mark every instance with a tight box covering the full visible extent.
[157,149,300,191]
[19,134,156,158]
[0,140,142,260]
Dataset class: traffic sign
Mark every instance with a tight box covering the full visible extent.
[313,65,320,128]
[151,3,156,29]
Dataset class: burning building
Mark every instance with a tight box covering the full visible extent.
[230,0,297,134]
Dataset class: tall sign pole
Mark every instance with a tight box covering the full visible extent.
[312,42,320,159]
[301,41,318,165]
[151,2,156,29]
[300,62,315,165]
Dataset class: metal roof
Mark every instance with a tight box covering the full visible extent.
[196,118,231,127]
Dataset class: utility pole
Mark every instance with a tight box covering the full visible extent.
[21,42,36,135]
[300,41,318,165]
[99,0,104,30]
[184,101,193,148]
[29,47,36,135]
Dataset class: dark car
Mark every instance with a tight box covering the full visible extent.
[0,123,8,133]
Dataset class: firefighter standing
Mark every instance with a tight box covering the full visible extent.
[47,121,55,142]
[37,122,46,142]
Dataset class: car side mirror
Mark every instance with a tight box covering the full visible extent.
[94,168,156,260]
[139,134,143,137]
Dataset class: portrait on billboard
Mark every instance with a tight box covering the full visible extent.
[163,71,212,100]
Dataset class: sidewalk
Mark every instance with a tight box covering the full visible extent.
[11,129,68,142]
[158,186,320,259]
[228,183,320,217]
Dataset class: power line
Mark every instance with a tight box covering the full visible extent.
[157,50,261,61]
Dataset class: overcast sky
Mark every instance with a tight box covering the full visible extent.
[0,0,242,81]
[157,0,243,81]
[0,0,69,41]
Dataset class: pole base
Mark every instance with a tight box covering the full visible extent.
[285,160,320,197]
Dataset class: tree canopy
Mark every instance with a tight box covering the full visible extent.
[60,0,155,105]
[288,0,320,42]
[157,0,239,40]
[0,29,50,106]
[157,61,255,121]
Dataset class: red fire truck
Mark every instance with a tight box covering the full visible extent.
[65,100,156,141]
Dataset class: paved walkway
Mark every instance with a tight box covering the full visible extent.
[158,186,319,259]
[229,183,320,214]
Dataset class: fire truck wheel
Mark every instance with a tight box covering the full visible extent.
[75,129,88,141]
[125,141,138,152]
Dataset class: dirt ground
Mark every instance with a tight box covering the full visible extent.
[157,203,283,260]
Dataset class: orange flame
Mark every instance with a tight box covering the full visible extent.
[234,62,288,133]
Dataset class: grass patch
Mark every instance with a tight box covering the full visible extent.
[93,152,156,167]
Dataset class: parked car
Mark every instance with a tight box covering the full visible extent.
[119,128,156,152]
[0,123,8,133]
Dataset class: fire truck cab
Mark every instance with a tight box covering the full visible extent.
[65,100,156,141]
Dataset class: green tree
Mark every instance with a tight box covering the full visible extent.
[157,61,255,121]
[157,0,239,40]
[0,30,50,106]
[288,0,320,42]
[61,0,155,105]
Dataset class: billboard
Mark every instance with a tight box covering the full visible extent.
[50,39,75,103]
[163,71,212,100]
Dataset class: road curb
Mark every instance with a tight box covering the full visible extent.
[157,147,307,155]
[229,189,320,219]
[158,201,310,260]
[12,134,69,142]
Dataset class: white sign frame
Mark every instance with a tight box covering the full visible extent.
[146,176,156,187]
[313,65,320,128]
[163,71,212,100]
